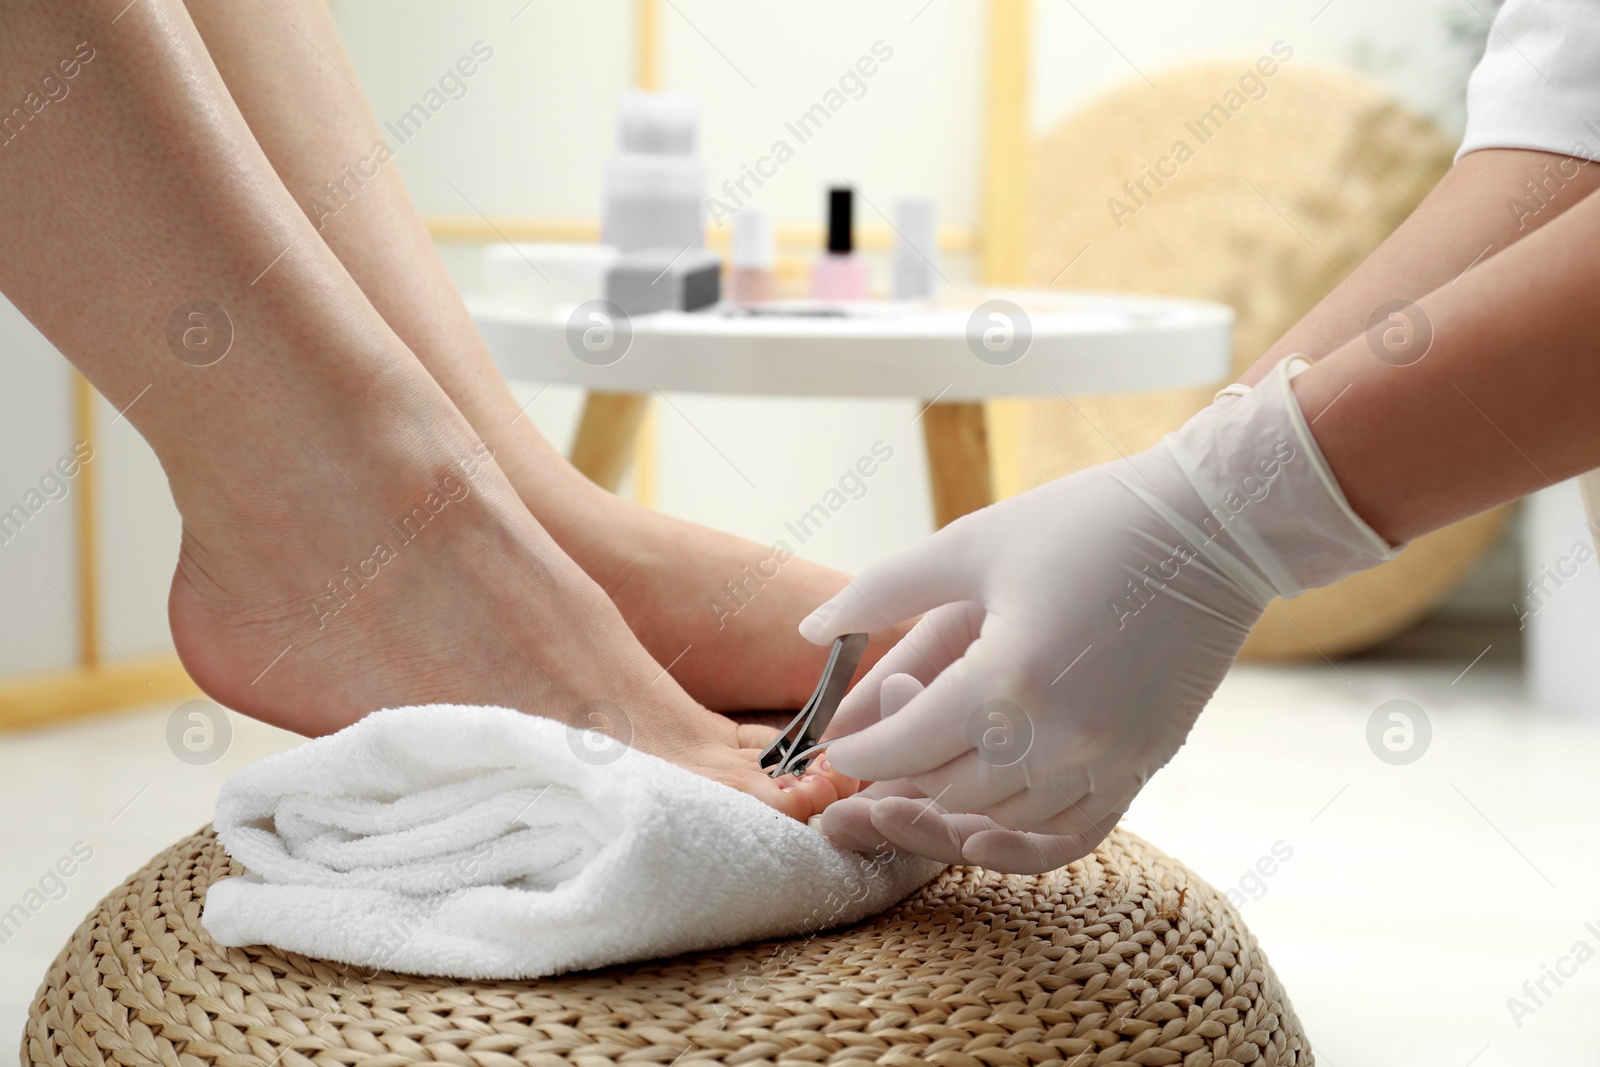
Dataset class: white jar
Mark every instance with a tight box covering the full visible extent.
[601,93,706,253]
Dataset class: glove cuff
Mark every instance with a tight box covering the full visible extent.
[1163,356,1400,599]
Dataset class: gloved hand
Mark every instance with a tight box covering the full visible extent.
[819,662,1121,874]
[805,356,1397,873]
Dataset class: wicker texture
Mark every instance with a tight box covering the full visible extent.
[991,61,1508,660]
[25,826,1308,1066]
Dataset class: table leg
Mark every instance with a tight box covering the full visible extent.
[922,401,994,528]
[570,391,649,492]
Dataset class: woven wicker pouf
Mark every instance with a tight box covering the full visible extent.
[24,826,1309,1066]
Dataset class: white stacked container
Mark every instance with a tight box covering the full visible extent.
[601,93,706,253]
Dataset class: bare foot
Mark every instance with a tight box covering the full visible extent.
[575,501,901,713]
[165,371,848,820]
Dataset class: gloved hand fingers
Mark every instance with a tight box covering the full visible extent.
[858,778,927,800]
[830,779,1116,876]
[966,765,1100,831]
[823,637,1009,783]
[817,778,925,854]
[867,795,998,867]
[978,777,1134,839]
[903,679,1062,812]
[798,527,985,645]
[959,808,1125,875]
[906,746,1035,816]
[825,603,986,740]
[816,794,891,854]
[1022,790,1135,838]
[879,671,924,717]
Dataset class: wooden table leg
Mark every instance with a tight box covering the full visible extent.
[922,401,994,528]
[570,391,649,492]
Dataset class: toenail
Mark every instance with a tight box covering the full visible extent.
[780,785,795,793]
[817,757,832,772]
[802,774,818,783]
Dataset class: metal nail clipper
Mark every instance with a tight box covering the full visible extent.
[759,632,869,778]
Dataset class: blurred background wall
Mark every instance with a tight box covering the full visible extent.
[0,0,1501,683]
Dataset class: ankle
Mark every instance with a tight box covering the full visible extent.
[495,459,643,589]
[166,357,487,532]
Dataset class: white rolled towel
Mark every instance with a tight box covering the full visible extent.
[201,704,943,979]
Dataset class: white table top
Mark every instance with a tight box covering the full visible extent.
[468,286,1233,400]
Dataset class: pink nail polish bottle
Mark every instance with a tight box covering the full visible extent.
[810,186,870,300]
[728,205,775,305]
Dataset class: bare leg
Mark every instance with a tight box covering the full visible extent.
[0,0,844,817]
[178,0,894,713]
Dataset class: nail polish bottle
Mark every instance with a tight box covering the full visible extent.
[810,187,870,300]
[728,205,775,304]
[891,196,939,301]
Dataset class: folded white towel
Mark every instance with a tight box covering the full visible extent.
[201,704,942,979]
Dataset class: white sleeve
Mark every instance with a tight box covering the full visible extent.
[1456,0,1600,163]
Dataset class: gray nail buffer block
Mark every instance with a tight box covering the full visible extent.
[604,247,722,316]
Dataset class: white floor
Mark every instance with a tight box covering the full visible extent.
[4,655,1599,1066]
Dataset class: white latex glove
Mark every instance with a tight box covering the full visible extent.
[805,357,1397,872]
[820,666,1125,874]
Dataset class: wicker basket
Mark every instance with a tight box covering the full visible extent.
[23,826,1307,1066]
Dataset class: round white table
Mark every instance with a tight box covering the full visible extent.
[469,287,1233,526]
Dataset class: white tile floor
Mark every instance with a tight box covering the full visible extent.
[4,654,1599,1066]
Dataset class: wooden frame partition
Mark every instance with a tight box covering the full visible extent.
[0,376,201,730]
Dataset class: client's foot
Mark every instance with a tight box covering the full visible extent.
[579,502,902,713]
[164,367,847,821]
